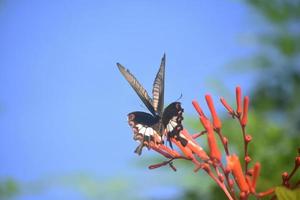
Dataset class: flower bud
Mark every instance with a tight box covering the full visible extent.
[236,86,242,116]
[223,137,228,145]
[240,191,247,200]
[205,94,222,129]
[245,134,252,143]
[241,96,249,126]
[227,155,249,192]
[282,172,288,180]
[245,156,251,163]
[295,156,300,166]
[218,174,224,182]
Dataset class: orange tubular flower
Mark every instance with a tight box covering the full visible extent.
[171,138,193,159]
[227,155,249,192]
[149,147,172,159]
[205,94,222,129]
[241,96,249,126]
[192,100,221,161]
[246,176,255,194]
[200,115,221,161]
[181,129,209,160]
[220,97,234,115]
[192,100,206,117]
[236,86,242,116]
[158,144,181,157]
[147,139,181,159]
[252,162,261,191]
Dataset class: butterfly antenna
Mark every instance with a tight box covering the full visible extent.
[175,93,183,102]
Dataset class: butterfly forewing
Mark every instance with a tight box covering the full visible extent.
[117,63,156,116]
[152,54,165,116]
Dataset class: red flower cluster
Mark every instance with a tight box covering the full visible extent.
[137,86,300,200]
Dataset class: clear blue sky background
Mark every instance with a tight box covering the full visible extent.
[0,0,257,199]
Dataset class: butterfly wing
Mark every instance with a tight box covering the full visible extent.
[127,111,161,155]
[162,102,187,147]
[117,63,156,116]
[152,54,165,116]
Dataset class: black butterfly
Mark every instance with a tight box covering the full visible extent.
[117,54,187,155]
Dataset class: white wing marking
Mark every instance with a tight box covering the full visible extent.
[139,127,146,134]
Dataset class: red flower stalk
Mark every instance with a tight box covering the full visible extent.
[227,154,249,192]
[241,96,249,126]
[148,154,190,171]
[220,97,234,115]
[205,94,222,129]
[236,86,242,116]
[148,160,174,170]
[257,188,275,198]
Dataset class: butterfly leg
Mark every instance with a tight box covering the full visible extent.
[134,143,144,155]
[167,135,174,149]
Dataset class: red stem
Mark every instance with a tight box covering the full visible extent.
[287,164,299,182]
[220,164,237,200]
[192,130,207,139]
[207,170,234,200]
[241,125,249,174]
[216,129,230,156]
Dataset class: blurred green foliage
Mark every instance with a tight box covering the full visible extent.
[0,174,139,200]
[0,179,19,199]
[275,186,300,200]
[245,0,300,139]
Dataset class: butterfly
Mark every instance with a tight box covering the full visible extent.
[117,54,188,155]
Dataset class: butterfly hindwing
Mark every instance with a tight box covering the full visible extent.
[117,63,156,116]
[162,102,187,147]
[127,111,161,155]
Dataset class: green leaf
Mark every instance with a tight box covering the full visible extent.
[275,186,300,200]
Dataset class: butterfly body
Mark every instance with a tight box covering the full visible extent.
[117,55,187,155]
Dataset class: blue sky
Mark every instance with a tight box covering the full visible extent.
[0,0,256,199]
